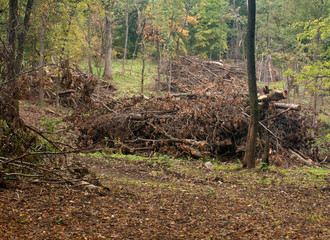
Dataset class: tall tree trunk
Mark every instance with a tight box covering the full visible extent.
[103,13,113,80]
[39,2,49,105]
[175,2,190,56]
[219,38,222,61]
[141,40,145,94]
[156,35,161,91]
[7,0,18,82]
[268,51,274,83]
[4,0,19,129]
[243,0,258,169]
[88,4,93,74]
[15,0,34,74]
[122,0,129,75]
[4,0,33,128]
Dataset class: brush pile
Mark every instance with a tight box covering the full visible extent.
[161,56,246,92]
[18,60,115,108]
[71,57,322,167]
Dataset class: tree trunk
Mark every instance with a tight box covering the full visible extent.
[156,35,161,91]
[219,38,222,61]
[88,4,93,74]
[4,0,33,128]
[3,0,19,128]
[175,2,190,56]
[243,0,258,169]
[39,3,49,105]
[103,3,114,80]
[15,0,34,74]
[122,0,129,75]
[268,52,274,83]
[7,0,18,82]
[141,41,145,94]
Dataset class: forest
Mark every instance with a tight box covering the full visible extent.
[0,0,329,239]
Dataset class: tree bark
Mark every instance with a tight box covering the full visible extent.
[15,0,34,74]
[88,4,93,74]
[39,2,49,105]
[122,0,129,75]
[5,0,34,128]
[243,0,258,168]
[141,40,145,94]
[7,0,18,82]
[175,1,190,56]
[103,1,115,80]
[156,34,161,91]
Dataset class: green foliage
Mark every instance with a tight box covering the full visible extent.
[257,162,269,170]
[293,15,330,96]
[41,117,63,133]
[315,114,330,156]
[192,0,229,59]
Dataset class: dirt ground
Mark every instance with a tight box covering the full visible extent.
[1,151,329,240]
[0,104,329,240]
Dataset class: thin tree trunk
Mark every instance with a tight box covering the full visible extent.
[38,24,45,105]
[15,0,34,74]
[103,2,114,80]
[122,0,129,75]
[168,55,172,93]
[243,0,258,169]
[175,2,190,56]
[4,0,33,128]
[7,0,18,82]
[5,0,19,128]
[141,40,145,94]
[258,55,264,82]
[88,4,93,74]
[219,38,221,61]
[56,73,60,107]
[313,78,318,111]
[39,3,49,105]
[130,0,142,75]
[268,52,273,83]
[156,35,161,91]
[103,15,113,79]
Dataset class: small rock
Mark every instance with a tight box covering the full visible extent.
[204,161,214,169]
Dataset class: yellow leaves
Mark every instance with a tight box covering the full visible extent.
[177,27,189,37]
[187,16,198,26]
[224,13,231,19]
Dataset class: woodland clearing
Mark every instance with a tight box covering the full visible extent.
[1,58,329,239]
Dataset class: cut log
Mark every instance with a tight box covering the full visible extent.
[258,90,288,103]
[274,103,301,111]
[170,93,198,99]
[288,149,319,168]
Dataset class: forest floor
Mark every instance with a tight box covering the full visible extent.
[1,150,329,239]
[0,104,329,239]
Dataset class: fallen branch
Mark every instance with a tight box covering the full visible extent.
[274,103,301,111]
[25,124,62,151]
[2,148,104,165]
[258,90,288,103]
[288,149,319,168]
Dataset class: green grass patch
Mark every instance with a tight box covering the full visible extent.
[81,59,159,97]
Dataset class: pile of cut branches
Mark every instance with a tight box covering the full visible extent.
[17,60,115,108]
[71,57,322,166]
[160,56,246,93]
